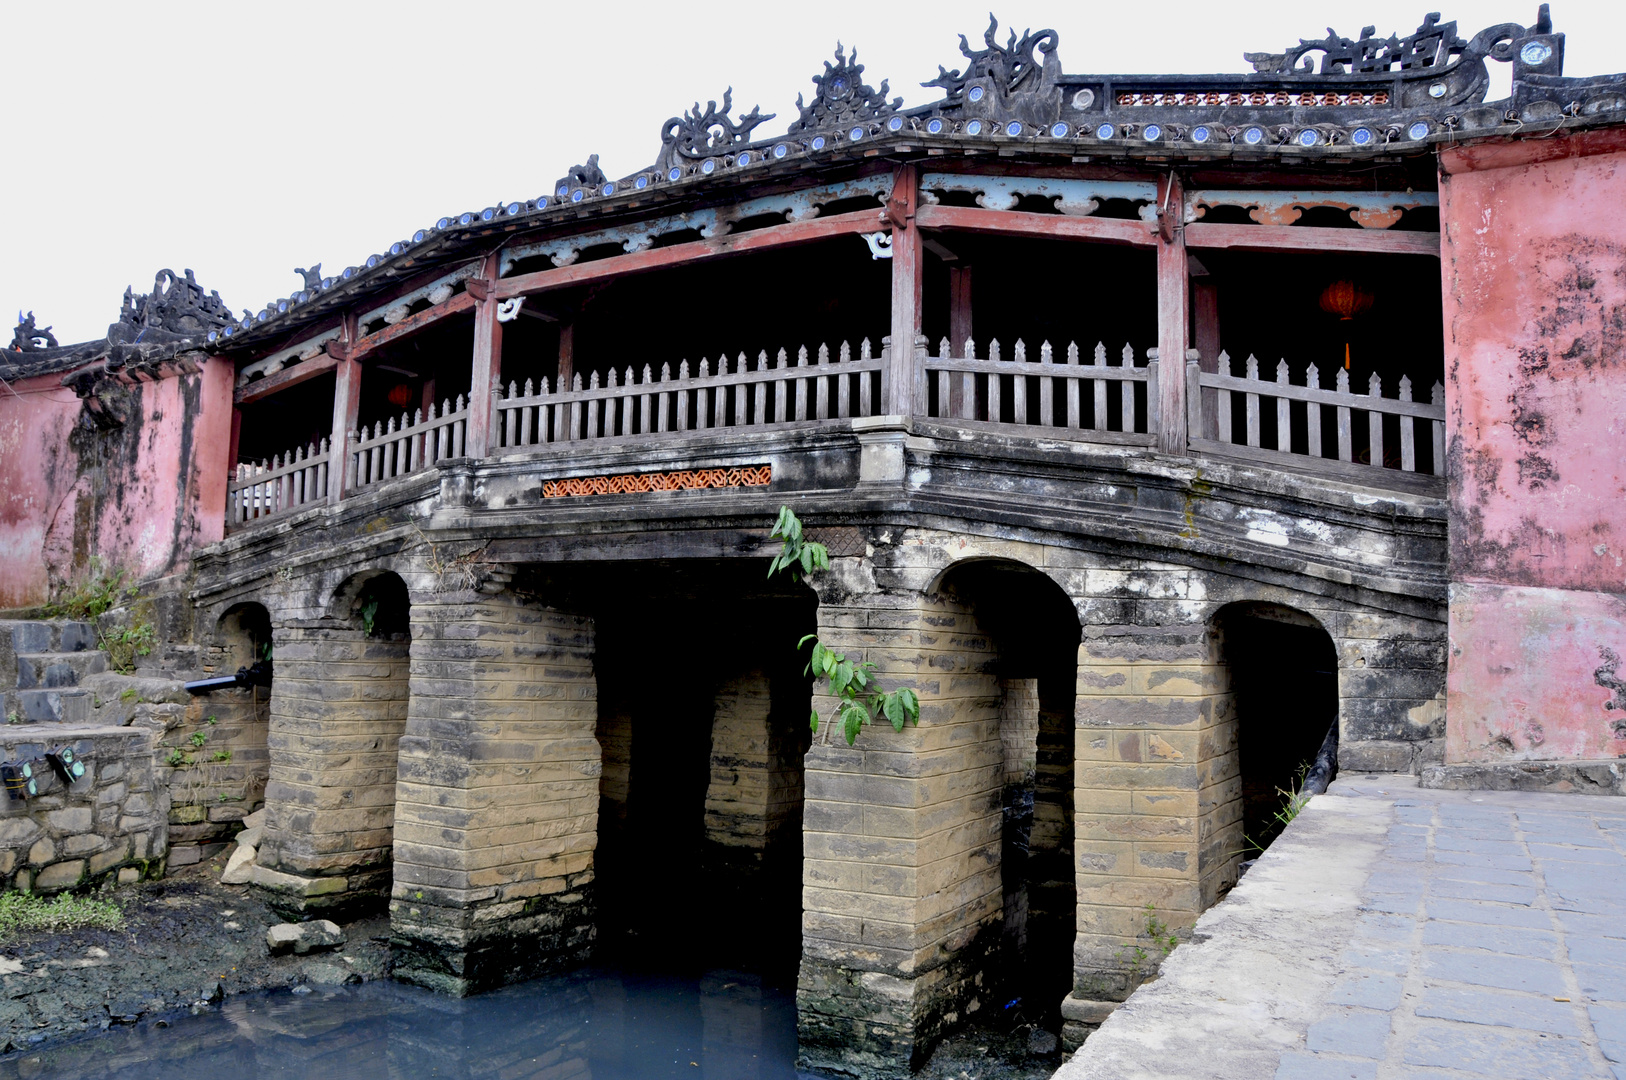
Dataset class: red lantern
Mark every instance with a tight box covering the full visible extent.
[1319,281,1374,369]
[387,383,413,409]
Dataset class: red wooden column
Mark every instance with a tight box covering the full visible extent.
[1191,275,1221,440]
[466,251,504,457]
[327,313,361,502]
[885,164,923,418]
[1155,173,1190,454]
[948,264,973,415]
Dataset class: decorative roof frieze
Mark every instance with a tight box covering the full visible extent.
[789,44,902,133]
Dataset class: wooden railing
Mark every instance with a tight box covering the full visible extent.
[922,339,1158,443]
[1187,353,1445,478]
[493,341,885,450]
[349,396,469,492]
[227,439,329,525]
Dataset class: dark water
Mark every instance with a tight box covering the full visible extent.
[0,965,812,1080]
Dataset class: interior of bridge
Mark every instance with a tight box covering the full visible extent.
[523,560,819,982]
[936,558,1082,1031]
[1216,604,1339,853]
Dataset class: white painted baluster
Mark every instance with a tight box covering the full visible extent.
[1065,342,1081,429]
[1216,351,1233,442]
[960,337,976,420]
[656,363,672,433]
[837,343,852,419]
[619,367,633,437]
[752,352,768,425]
[1335,368,1353,461]
[1275,360,1291,453]
[677,361,691,432]
[1431,381,1446,476]
[815,344,830,420]
[1013,339,1028,425]
[1305,364,1323,457]
[453,395,467,457]
[1039,342,1055,427]
[987,339,1002,422]
[1368,373,1384,468]
[795,346,809,421]
[1399,375,1416,472]
[639,366,653,435]
[1121,344,1137,434]
[775,349,790,424]
[860,341,874,417]
[1244,355,1262,448]
[1090,343,1107,431]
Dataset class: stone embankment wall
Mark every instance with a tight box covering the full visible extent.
[0,727,166,891]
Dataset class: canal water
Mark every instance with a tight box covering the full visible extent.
[0,964,809,1080]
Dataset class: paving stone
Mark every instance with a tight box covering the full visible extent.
[1556,910,1626,941]
[1432,833,1519,854]
[1421,950,1568,995]
[1421,920,1558,959]
[1425,898,1553,929]
[1528,843,1623,865]
[1431,863,1539,887]
[1350,914,1414,946]
[1414,986,1585,1036]
[1272,1052,1377,1080]
[1326,973,1404,1011]
[1339,945,1410,975]
[1574,962,1626,1003]
[1590,1004,1626,1060]
[1432,848,1534,872]
[1304,1009,1391,1058]
[1400,1023,1596,1080]
[1428,877,1538,905]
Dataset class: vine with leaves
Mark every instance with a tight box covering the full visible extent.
[767,507,920,746]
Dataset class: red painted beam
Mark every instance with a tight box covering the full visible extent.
[493,209,887,299]
[916,204,1157,247]
[1184,222,1441,257]
[350,291,478,361]
[233,353,339,405]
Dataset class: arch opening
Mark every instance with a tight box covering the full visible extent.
[936,558,1082,1037]
[1214,603,1339,855]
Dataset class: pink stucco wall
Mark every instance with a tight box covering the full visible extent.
[1440,129,1626,763]
[0,358,233,609]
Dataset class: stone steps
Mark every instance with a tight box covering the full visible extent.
[0,620,113,729]
[15,651,108,689]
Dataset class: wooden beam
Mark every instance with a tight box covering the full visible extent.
[328,313,361,502]
[887,164,923,416]
[1156,173,1189,455]
[1184,222,1440,257]
[915,204,1157,247]
[350,291,477,361]
[233,353,339,405]
[493,209,886,300]
[557,322,575,388]
[466,252,503,458]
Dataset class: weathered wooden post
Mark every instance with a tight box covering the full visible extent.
[1156,172,1189,454]
[465,252,504,458]
[326,312,361,503]
[885,163,923,419]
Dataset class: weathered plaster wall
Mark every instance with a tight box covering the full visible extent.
[0,359,232,608]
[1440,131,1626,763]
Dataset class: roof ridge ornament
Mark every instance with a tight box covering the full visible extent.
[1244,11,1476,75]
[656,89,775,172]
[10,312,58,353]
[923,15,1061,106]
[789,43,903,133]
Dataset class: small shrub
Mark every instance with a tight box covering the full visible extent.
[212,750,232,762]
[42,559,135,622]
[0,893,124,941]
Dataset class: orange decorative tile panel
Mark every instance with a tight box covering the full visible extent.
[541,464,771,498]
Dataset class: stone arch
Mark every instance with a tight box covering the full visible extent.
[254,568,412,919]
[213,601,272,670]
[1210,601,1339,854]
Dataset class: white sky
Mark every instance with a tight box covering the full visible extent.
[5,1,1623,345]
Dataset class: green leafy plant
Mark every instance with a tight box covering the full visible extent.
[0,893,124,941]
[102,622,155,674]
[118,688,138,703]
[5,712,21,726]
[42,559,136,622]
[1118,903,1182,978]
[1239,763,1312,857]
[767,507,921,745]
[166,749,189,768]
[359,598,380,637]
[212,750,232,762]
[188,731,209,749]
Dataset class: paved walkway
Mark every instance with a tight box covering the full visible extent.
[1056,774,1626,1080]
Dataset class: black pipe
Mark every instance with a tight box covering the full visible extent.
[184,660,273,694]
[1302,718,1339,796]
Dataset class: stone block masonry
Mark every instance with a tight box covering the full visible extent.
[797,574,1004,1079]
[253,624,409,917]
[390,591,599,997]
[0,726,166,891]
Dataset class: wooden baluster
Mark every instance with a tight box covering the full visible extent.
[771,349,786,424]
[1275,360,1291,453]
[501,382,515,448]
[753,352,768,424]
[859,341,874,417]
[1090,343,1107,431]
[960,337,976,421]
[391,417,404,478]
[1306,364,1323,458]
[933,338,950,419]
[1122,344,1138,434]
[1039,342,1055,427]
[795,346,809,421]
[1244,355,1262,448]
[1398,376,1416,471]
[407,412,420,473]
[694,359,710,430]
[640,366,653,435]
[512,380,526,446]
[656,363,672,433]
[677,361,691,432]
[317,438,329,500]
[1431,381,1446,476]
[346,430,360,492]
[1368,373,1385,468]
[1215,351,1233,442]
[1065,342,1081,429]
[711,356,726,428]
[987,339,1002,422]
[1013,340,1028,425]
[815,344,830,421]
[1335,368,1353,461]
[453,394,467,457]
[837,343,851,419]
[619,367,633,437]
